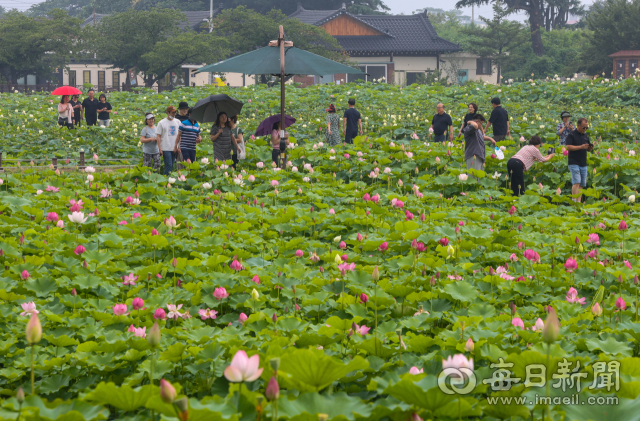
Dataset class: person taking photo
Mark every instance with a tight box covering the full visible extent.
[507,136,555,196]
[565,118,593,203]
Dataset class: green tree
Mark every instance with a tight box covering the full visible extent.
[0,9,83,83]
[92,8,229,87]
[461,2,527,83]
[213,6,344,60]
[28,0,133,18]
[581,0,640,76]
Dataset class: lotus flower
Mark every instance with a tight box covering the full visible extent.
[512,317,525,329]
[564,258,578,273]
[113,304,128,316]
[199,308,218,320]
[223,350,263,382]
[586,233,600,245]
[354,324,370,335]
[619,220,628,230]
[230,259,242,271]
[153,308,167,320]
[239,313,248,324]
[523,249,540,263]
[166,304,183,319]
[74,245,86,255]
[122,273,138,286]
[592,302,603,316]
[442,354,474,373]
[20,302,39,316]
[459,174,468,181]
[46,212,59,223]
[164,215,178,229]
[213,287,229,300]
[566,287,586,305]
[132,297,144,310]
[26,313,42,344]
[378,241,389,251]
[68,212,88,224]
[616,296,626,310]
[409,366,424,375]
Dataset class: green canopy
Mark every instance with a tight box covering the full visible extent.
[197,46,365,77]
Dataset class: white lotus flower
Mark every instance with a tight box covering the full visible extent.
[202,182,212,189]
[168,177,176,184]
[68,212,88,224]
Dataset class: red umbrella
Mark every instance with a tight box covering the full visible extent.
[50,86,82,96]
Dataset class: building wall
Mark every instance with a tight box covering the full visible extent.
[611,57,640,79]
[321,15,383,36]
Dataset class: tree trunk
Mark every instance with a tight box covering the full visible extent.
[528,0,545,56]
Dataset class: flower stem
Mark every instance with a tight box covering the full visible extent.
[30,344,35,395]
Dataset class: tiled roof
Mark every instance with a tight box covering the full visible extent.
[81,9,221,31]
[288,6,460,54]
[609,50,640,57]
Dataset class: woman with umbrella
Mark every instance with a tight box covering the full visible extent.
[325,104,341,146]
[210,112,234,163]
[58,95,73,129]
[271,121,290,167]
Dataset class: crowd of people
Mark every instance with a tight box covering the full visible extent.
[56,89,593,201]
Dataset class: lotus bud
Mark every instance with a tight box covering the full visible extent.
[318,415,329,421]
[159,379,176,403]
[592,302,603,316]
[71,288,77,296]
[147,322,161,348]
[430,276,435,286]
[272,313,277,323]
[26,313,42,344]
[16,387,24,403]
[543,311,560,344]
[172,258,177,268]
[251,288,259,300]
[266,376,280,401]
[465,337,474,352]
[372,266,379,282]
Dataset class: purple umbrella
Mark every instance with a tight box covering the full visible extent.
[255,114,296,137]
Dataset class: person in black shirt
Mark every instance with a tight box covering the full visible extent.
[70,95,82,128]
[176,101,190,122]
[429,103,453,142]
[342,98,362,144]
[81,89,99,126]
[458,102,478,137]
[485,97,509,142]
[565,117,593,203]
[97,94,112,127]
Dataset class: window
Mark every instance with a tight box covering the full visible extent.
[348,65,387,83]
[347,66,366,83]
[83,70,91,84]
[69,70,76,87]
[406,72,423,85]
[112,72,120,88]
[98,71,105,91]
[476,59,492,75]
[616,60,625,79]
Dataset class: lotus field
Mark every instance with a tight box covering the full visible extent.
[2,78,640,420]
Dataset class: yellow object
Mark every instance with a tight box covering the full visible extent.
[212,76,225,87]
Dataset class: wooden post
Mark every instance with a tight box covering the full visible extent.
[0,152,4,172]
[79,151,86,170]
[279,25,286,169]
[52,157,57,170]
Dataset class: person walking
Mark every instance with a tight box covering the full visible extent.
[458,103,478,137]
[97,94,112,127]
[556,111,574,146]
[176,101,190,123]
[174,107,201,164]
[210,111,233,163]
[326,104,341,146]
[81,89,99,126]
[156,106,181,175]
[58,95,73,129]
[140,113,161,172]
[565,118,593,203]
[506,136,555,196]
[485,97,509,142]
[271,121,290,167]
[429,103,453,142]
[343,98,362,144]
[70,94,82,128]
[463,113,496,174]
[229,114,244,169]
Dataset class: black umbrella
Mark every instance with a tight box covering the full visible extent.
[190,94,244,123]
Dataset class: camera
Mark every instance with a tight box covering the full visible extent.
[548,147,555,154]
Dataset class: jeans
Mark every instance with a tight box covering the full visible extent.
[163,151,175,175]
[345,130,358,144]
[181,149,196,164]
[568,165,588,187]
[507,158,525,196]
[465,157,484,179]
[98,119,111,127]
[272,149,281,167]
[433,134,446,142]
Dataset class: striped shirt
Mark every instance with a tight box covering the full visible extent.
[179,119,200,151]
[511,145,546,171]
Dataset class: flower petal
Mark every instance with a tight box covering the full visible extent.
[244,367,263,382]
[224,366,244,382]
[230,350,248,375]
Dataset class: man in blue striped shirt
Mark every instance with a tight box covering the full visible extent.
[174,107,201,163]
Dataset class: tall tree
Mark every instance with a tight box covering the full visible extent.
[213,6,344,60]
[0,9,83,83]
[581,0,640,76]
[455,0,583,56]
[91,8,229,87]
[462,2,527,83]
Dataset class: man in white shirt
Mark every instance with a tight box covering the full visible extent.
[156,106,180,176]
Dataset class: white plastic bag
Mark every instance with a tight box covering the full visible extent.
[495,147,505,160]
[237,141,246,160]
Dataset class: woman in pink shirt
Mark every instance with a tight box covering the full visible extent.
[57,95,73,129]
[507,135,555,196]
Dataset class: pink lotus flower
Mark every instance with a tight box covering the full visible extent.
[21,270,29,280]
[213,287,229,300]
[151,228,159,236]
[270,180,279,187]
[586,233,600,245]
[230,260,242,271]
[509,253,518,261]
[566,287,586,305]
[564,258,578,273]
[616,296,626,310]
[46,212,59,223]
[371,193,380,203]
[153,308,167,320]
[132,297,144,310]
[329,208,335,215]
[131,326,146,338]
[45,186,60,192]
[439,238,449,246]
[508,206,517,216]
[338,262,356,275]
[360,293,369,303]
[409,366,424,375]
[118,221,128,225]
[20,302,39,316]
[625,260,633,270]
[512,317,525,329]
[524,249,540,263]
[619,220,628,230]
[166,304,183,319]
[132,213,141,218]
[199,308,218,320]
[224,350,263,382]
[442,354,474,372]
[239,313,248,324]
[164,215,178,229]
[113,304,128,316]
[74,245,86,255]
[592,302,603,316]
[588,250,597,259]
[252,275,260,284]
[532,318,544,331]
[394,200,404,208]
[363,193,371,201]
[563,150,569,156]
[357,233,363,241]
[100,189,112,198]
[123,273,138,286]
[160,379,176,403]
[378,241,389,252]
[465,338,474,352]
[339,241,346,250]
[128,324,135,333]
[295,249,304,257]
[56,220,64,228]
[354,324,370,335]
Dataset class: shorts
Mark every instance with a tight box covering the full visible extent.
[568,165,587,187]
[433,134,446,142]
